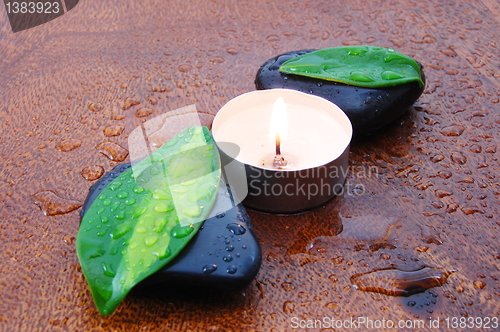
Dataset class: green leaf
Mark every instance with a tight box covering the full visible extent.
[76,126,220,315]
[279,45,424,88]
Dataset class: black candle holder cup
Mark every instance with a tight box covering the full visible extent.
[212,89,353,214]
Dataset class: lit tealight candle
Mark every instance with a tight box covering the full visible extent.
[212,89,352,213]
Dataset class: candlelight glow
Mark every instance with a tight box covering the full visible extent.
[270,97,288,143]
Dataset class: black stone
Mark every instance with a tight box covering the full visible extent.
[80,164,262,291]
[255,49,426,137]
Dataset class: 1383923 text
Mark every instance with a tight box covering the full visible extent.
[290,316,499,329]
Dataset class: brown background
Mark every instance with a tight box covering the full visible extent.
[0,0,499,331]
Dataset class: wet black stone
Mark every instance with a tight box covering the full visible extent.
[80,164,262,291]
[255,49,426,137]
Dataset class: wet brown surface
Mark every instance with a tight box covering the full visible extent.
[1,0,499,331]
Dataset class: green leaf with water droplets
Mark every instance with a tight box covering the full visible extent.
[279,45,424,88]
[76,126,220,315]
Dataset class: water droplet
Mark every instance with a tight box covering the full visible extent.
[226,223,246,235]
[435,189,453,198]
[146,97,158,105]
[473,280,486,289]
[124,198,136,206]
[281,282,295,291]
[266,34,280,42]
[225,245,234,252]
[88,102,104,112]
[32,190,82,216]
[451,151,467,164]
[349,71,375,82]
[55,138,82,152]
[116,191,128,199]
[282,301,295,314]
[178,64,192,72]
[202,264,217,274]
[171,225,194,238]
[150,86,169,92]
[153,203,169,213]
[111,223,132,239]
[80,165,104,181]
[381,70,404,80]
[133,186,145,194]
[182,206,202,217]
[103,125,125,137]
[227,48,239,55]
[469,144,482,153]
[209,57,224,63]
[102,262,116,277]
[438,170,452,179]
[350,266,456,296]
[95,141,129,161]
[109,181,122,190]
[135,108,154,118]
[226,265,237,274]
[216,212,227,219]
[144,236,159,247]
[461,206,485,215]
[223,255,233,262]
[440,124,465,136]
[121,97,140,110]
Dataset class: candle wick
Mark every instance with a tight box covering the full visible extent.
[273,132,288,169]
[276,132,281,156]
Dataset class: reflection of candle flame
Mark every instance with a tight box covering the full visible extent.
[271,97,288,168]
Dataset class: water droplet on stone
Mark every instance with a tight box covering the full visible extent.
[32,190,82,216]
[55,138,82,152]
[95,141,129,161]
[80,165,104,181]
[226,265,237,274]
[226,223,246,235]
[202,264,217,274]
[216,212,226,219]
[350,266,456,296]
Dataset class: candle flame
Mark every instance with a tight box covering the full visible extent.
[270,97,288,143]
